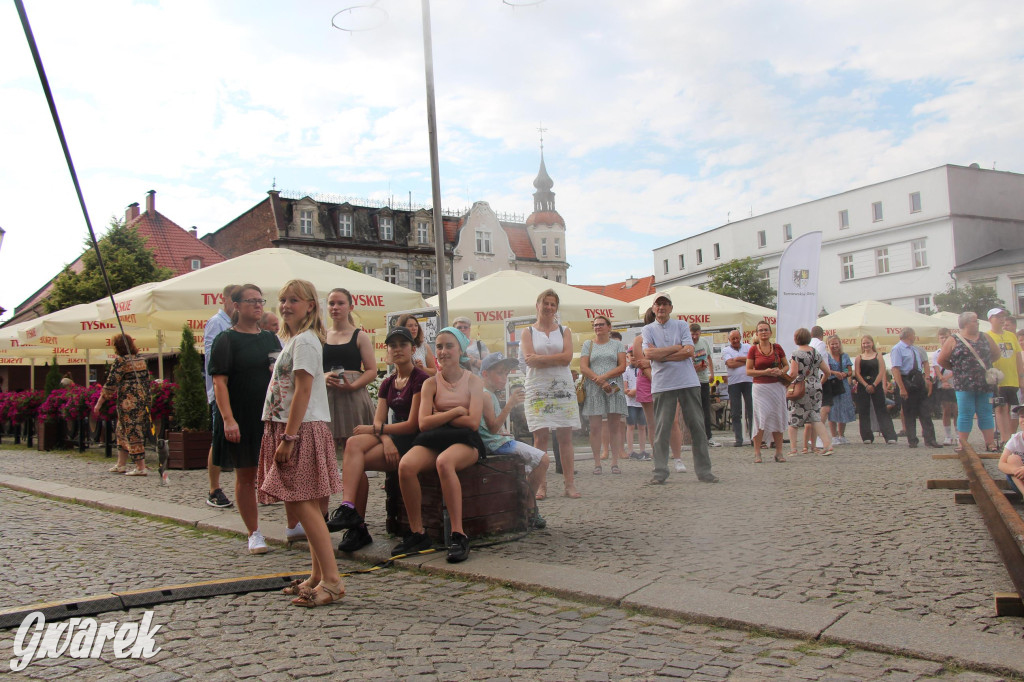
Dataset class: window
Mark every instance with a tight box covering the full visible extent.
[915,296,932,314]
[872,202,883,222]
[912,239,927,268]
[541,238,547,257]
[190,258,201,270]
[876,247,890,274]
[338,213,352,238]
[382,265,398,284]
[300,209,313,235]
[678,254,685,270]
[757,230,766,248]
[379,216,393,240]
[713,243,721,259]
[841,254,855,281]
[416,221,429,244]
[554,237,561,258]
[663,259,669,275]
[462,271,476,284]
[760,269,773,289]
[1016,282,1024,315]
[556,274,563,283]
[475,230,492,253]
[363,263,375,277]
[414,268,432,293]
[783,223,793,241]
[696,248,703,264]
[839,209,849,229]
[909,192,922,213]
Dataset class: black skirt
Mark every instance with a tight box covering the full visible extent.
[411,425,486,459]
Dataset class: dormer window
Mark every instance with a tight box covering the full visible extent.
[417,221,429,244]
[338,213,353,238]
[379,216,394,241]
[190,258,202,270]
[475,230,492,254]
[300,209,313,235]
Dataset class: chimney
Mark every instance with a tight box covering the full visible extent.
[624,275,638,288]
[190,226,198,239]
[145,190,156,214]
[125,202,140,223]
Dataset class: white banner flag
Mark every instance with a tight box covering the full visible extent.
[775,231,823,359]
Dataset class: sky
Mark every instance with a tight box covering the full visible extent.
[1,0,1023,322]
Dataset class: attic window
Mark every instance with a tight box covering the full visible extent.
[190,258,202,270]
[300,209,313,235]
[379,216,394,241]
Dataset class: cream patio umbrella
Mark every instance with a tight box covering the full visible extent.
[426,270,638,353]
[633,285,775,339]
[95,248,427,334]
[816,301,944,352]
[930,310,991,333]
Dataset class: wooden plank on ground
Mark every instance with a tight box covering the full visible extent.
[955,491,1022,505]
[934,453,1000,460]
[994,592,1024,617]
[928,479,1009,490]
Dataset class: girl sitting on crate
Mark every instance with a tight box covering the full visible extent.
[395,326,485,563]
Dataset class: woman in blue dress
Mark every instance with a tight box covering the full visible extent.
[825,335,856,444]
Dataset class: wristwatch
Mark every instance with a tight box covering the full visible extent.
[279,433,299,442]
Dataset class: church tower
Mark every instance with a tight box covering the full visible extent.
[524,129,568,283]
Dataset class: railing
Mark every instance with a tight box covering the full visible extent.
[278,190,467,218]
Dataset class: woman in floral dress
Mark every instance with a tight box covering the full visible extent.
[93,334,151,476]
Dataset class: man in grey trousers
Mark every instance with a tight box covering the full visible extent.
[642,293,719,484]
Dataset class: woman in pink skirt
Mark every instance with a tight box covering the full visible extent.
[258,279,344,608]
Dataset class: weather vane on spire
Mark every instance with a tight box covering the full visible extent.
[537,122,547,155]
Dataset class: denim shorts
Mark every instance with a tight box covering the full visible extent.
[626,405,647,426]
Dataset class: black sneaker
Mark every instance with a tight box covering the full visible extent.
[447,532,470,563]
[206,488,233,508]
[698,474,720,483]
[531,508,547,530]
[338,525,372,552]
[326,504,363,533]
[392,531,432,556]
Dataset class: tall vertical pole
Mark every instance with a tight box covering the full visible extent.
[421,0,448,327]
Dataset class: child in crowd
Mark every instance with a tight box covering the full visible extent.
[998,405,1024,495]
[623,349,649,460]
[479,353,550,527]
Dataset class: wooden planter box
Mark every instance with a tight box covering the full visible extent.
[385,454,531,542]
[166,430,212,469]
[36,419,64,452]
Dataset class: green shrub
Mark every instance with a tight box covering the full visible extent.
[172,326,209,431]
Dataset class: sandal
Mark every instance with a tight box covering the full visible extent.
[563,487,581,498]
[800,448,810,455]
[610,465,621,475]
[108,465,128,474]
[820,449,834,456]
[753,455,763,464]
[593,466,602,475]
[282,578,313,596]
[535,486,547,501]
[291,579,344,608]
[774,453,787,463]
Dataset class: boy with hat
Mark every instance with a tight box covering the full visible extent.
[480,353,549,527]
[987,308,1024,444]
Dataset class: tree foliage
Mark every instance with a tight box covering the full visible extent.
[932,283,1006,317]
[704,256,776,309]
[45,218,174,313]
[172,326,209,431]
[43,359,62,396]
[344,260,364,273]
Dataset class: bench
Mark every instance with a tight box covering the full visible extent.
[385,454,532,542]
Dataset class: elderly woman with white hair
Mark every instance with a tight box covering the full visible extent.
[937,311,1002,452]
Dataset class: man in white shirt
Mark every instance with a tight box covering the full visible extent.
[720,329,753,447]
[690,323,720,447]
[642,293,717,484]
[203,284,240,508]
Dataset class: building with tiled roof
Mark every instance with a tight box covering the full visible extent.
[7,191,224,325]
[574,275,656,302]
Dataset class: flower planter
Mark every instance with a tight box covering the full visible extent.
[36,419,64,452]
[166,430,212,470]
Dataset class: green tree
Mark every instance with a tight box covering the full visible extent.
[705,256,776,309]
[43,358,62,396]
[46,218,174,312]
[344,260,364,273]
[932,283,1006,317]
[172,326,209,431]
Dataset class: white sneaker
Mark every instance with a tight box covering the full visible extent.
[365,471,379,478]
[248,529,269,555]
[674,459,687,473]
[943,436,953,446]
[707,439,722,448]
[286,523,306,542]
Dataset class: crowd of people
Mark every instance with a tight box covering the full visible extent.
[89,280,1024,608]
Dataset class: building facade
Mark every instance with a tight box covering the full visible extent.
[652,164,1024,314]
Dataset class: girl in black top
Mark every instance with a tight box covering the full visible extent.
[852,334,898,444]
[325,327,428,551]
[209,284,282,553]
[323,288,376,446]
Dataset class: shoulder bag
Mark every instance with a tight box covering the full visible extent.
[774,344,795,387]
[954,333,1003,388]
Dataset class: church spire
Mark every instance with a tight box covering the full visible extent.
[532,124,555,211]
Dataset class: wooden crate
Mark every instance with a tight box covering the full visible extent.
[385,454,531,542]
[166,430,212,469]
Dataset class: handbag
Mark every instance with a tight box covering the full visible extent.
[575,375,586,404]
[786,380,806,401]
[954,333,1003,387]
[773,345,794,387]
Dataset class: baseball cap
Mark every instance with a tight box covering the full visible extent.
[480,353,519,373]
[1012,404,1024,418]
[384,327,415,345]
[653,293,672,305]
[988,308,1007,319]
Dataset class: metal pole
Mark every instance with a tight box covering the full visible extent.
[421,0,448,327]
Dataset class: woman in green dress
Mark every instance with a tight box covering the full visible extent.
[210,284,282,555]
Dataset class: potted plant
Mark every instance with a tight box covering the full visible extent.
[150,379,177,441]
[8,390,43,446]
[167,326,211,469]
[36,388,69,451]
[62,385,91,450]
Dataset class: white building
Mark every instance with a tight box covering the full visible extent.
[652,164,1024,315]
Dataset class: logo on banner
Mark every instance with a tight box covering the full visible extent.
[9,611,162,672]
[792,269,810,287]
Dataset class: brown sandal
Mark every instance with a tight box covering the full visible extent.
[282,578,313,596]
[774,453,787,463]
[291,579,344,608]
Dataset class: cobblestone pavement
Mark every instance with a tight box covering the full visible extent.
[0,489,1008,681]
[1,425,1022,644]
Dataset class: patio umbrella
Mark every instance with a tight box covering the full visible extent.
[930,310,991,333]
[633,285,775,338]
[96,248,426,334]
[817,301,944,352]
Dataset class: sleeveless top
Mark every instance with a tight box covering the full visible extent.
[434,368,472,411]
[323,328,363,372]
[859,356,880,383]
